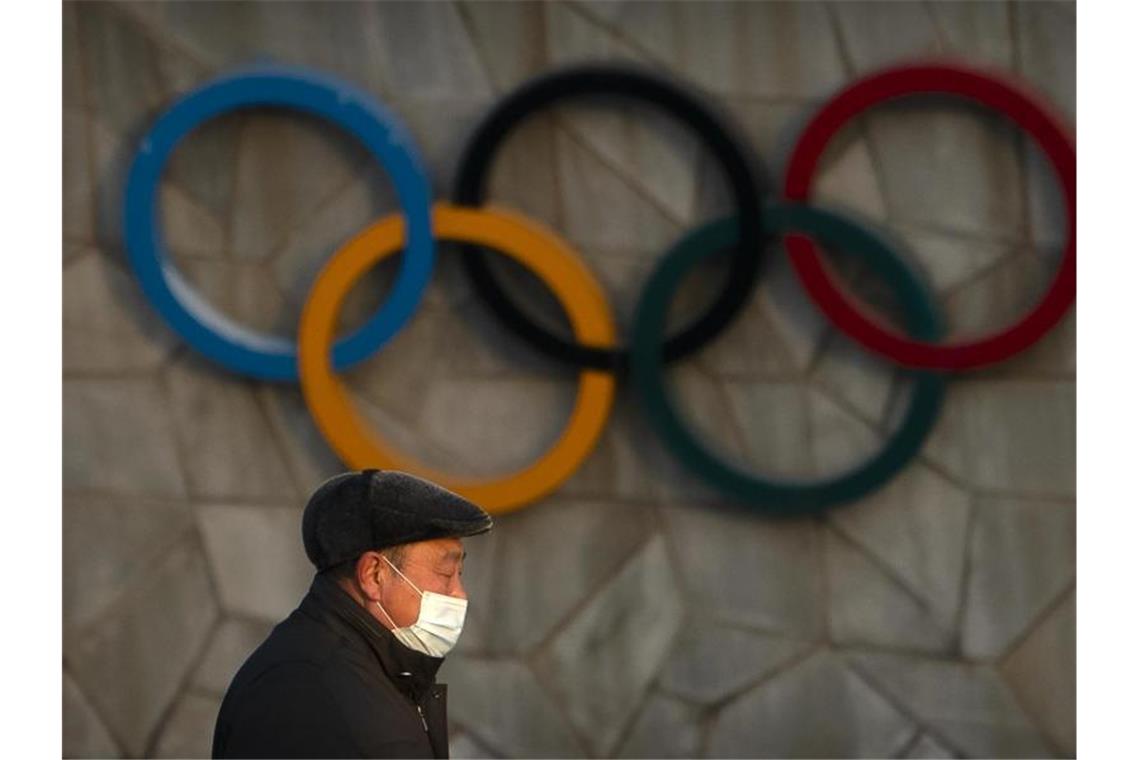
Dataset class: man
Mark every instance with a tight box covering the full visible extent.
[211,469,493,759]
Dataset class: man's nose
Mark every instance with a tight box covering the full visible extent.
[453,575,467,600]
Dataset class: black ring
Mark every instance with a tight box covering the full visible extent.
[452,64,770,373]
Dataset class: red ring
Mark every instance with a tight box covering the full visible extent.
[783,62,1075,370]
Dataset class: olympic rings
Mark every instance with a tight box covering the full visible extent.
[298,204,618,514]
[631,205,947,514]
[453,64,769,373]
[123,65,436,381]
[121,59,1076,514]
[784,62,1076,370]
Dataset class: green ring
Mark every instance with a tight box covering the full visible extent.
[630,203,947,514]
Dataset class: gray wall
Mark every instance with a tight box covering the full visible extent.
[62,1,1076,757]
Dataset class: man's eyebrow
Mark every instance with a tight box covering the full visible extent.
[439,548,466,562]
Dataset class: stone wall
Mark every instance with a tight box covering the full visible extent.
[62,1,1076,757]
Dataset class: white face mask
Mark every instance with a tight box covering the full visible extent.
[374,555,467,658]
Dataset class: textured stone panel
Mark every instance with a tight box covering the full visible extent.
[197,504,312,621]
[76,1,167,132]
[545,1,649,68]
[826,528,954,655]
[153,692,222,759]
[229,112,370,262]
[962,497,1075,660]
[63,1,85,108]
[166,356,297,501]
[662,503,823,636]
[813,136,888,223]
[808,387,886,476]
[866,104,1025,241]
[831,465,972,630]
[457,0,547,92]
[160,182,225,256]
[63,670,121,758]
[448,731,497,759]
[892,225,1015,297]
[708,651,914,758]
[922,380,1075,496]
[1015,2,1076,122]
[485,497,653,655]
[373,2,493,100]
[721,380,815,477]
[848,651,1053,758]
[535,535,684,756]
[903,732,956,759]
[89,115,136,252]
[810,331,899,425]
[756,245,832,371]
[63,107,94,242]
[67,539,217,756]
[1001,590,1076,756]
[441,656,585,758]
[192,618,273,696]
[63,495,194,646]
[589,1,846,99]
[63,377,187,498]
[616,694,702,759]
[831,1,940,74]
[178,258,292,335]
[659,625,813,704]
[941,252,1054,344]
[63,254,178,374]
[162,114,243,226]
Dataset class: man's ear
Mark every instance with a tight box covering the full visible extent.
[356,551,386,602]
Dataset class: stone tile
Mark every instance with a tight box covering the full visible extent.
[449,730,496,759]
[659,625,813,704]
[159,181,225,257]
[417,376,581,477]
[165,356,297,500]
[825,528,954,655]
[457,0,548,92]
[256,386,345,490]
[616,693,702,759]
[984,302,1075,379]
[708,651,914,758]
[756,243,832,372]
[535,535,684,756]
[962,497,1075,660]
[721,381,815,477]
[67,539,218,756]
[229,111,371,262]
[848,650,1054,758]
[831,1,941,74]
[483,497,654,656]
[269,175,394,326]
[929,1,1015,68]
[891,224,1016,297]
[76,1,167,133]
[557,98,702,225]
[661,504,823,637]
[63,1,86,108]
[63,494,194,646]
[63,377,187,498]
[153,692,222,759]
[440,655,585,757]
[63,670,121,758]
[810,330,900,425]
[348,393,475,476]
[808,387,887,477]
[373,2,493,100]
[484,111,564,234]
[1001,590,1075,757]
[162,113,243,226]
[590,1,846,99]
[196,504,312,622]
[814,136,888,223]
[693,290,801,379]
[191,618,273,696]
[555,126,684,257]
[830,465,973,631]
[865,103,1026,242]
[63,253,179,374]
[89,115,138,253]
[145,0,389,97]
[394,96,493,197]
[63,107,95,243]
[903,732,956,759]
[1015,1,1076,122]
[940,251,1055,345]
[921,380,1075,497]
[545,1,650,68]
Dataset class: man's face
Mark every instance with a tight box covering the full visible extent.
[375,536,466,629]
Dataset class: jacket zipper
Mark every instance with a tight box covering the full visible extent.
[415,703,429,734]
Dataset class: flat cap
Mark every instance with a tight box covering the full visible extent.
[302,469,493,571]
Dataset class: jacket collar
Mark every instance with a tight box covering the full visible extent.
[304,572,444,702]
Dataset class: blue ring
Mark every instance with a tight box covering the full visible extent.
[123,65,435,381]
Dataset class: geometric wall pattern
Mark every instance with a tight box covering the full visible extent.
[63,1,1075,757]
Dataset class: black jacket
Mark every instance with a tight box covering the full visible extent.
[212,573,449,758]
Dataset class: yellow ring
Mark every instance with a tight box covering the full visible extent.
[298,203,618,515]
